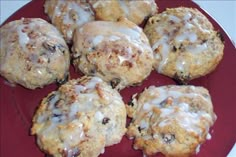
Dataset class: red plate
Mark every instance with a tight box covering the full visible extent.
[1,0,236,157]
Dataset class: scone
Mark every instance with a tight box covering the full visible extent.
[72,18,154,90]
[31,76,126,157]
[126,85,216,157]
[89,0,157,25]
[0,18,70,89]
[144,7,224,84]
[44,0,95,43]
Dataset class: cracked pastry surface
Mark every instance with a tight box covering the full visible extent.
[126,85,216,157]
[72,18,154,90]
[0,18,70,89]
[31,76,126,157]
[144,7,224,84]
[44,0,95,43]
[89,0,157,25]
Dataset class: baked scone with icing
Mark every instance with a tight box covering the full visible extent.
[126,85,216,157]
[89,0,157,25]
[44,0,95,43]
[31,76,126,157]
[0,18,70,89]
[72,18,154,90]
[144,7,224,84]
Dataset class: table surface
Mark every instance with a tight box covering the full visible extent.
[0,1,235,157]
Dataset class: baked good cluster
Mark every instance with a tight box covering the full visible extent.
[0,0,224,157]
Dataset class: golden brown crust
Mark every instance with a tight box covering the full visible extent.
[126,85,216,156]
[89,0,158,25]
[72,18,154,90]
[31,76,126,157]
[144,7,224,84]
[0,18,70,89]
[44,0,95,43]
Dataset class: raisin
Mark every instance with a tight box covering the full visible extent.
[160,97,173,106]
[54,99,64,108]
[90,68,96,74]
[52,113,62,118]
[102,117,110,125]
[57,73,69,85]
[127,101,134,106]
[169,20,175,25]
[137,50,142,54]
[217,31,224,43]
[58,44,66,54]
[150,18,160,24]
[179,43,185,52]
[47,93,56,102]
[159,99,167,107]
[173,72,190,85]
[51,113,63,123]
[91,46,96,51]
[43,41,56,52]
[172,46,177,52]
[138,126,142,132]
[201,39,207,44]
[162,133,175,144]
[110,78,121,89]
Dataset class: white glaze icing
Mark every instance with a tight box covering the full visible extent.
[61,120,85,146]
[195,144,201,154]
[63,12,72,24]
[152,35,170,72]
[117,46,132,64]
[116,26,141,41]
[184,12,192,21]
[49,93,60,110]
[52,0,64,20]
[109,35,121,41]
[69,102,80,117]
[75,77,102,94]
[157,104,211,135]
[92,35,104,46]
[17,25,29,51]
[52,108,62,115]
[68,2,93,26]
[86,77,103,89]
[152,9,212,72]
[118,0,129,16]
[175,32,197,43]
[142,0,153,5]
[176,57,187,72]
[92,1,108,8]
[140,86,212,136]
[33,76,126,157]
[53,1,93,27]
[140,120,149,129]
[192,18,210,33]
[49,0,94,41]
[169,15,181,23]
[206,133,212,140]
[186,43,208,54]
[95,111,104,121]
[100,148,105,154]
[185,22,194,29]
[143,103,152,110]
